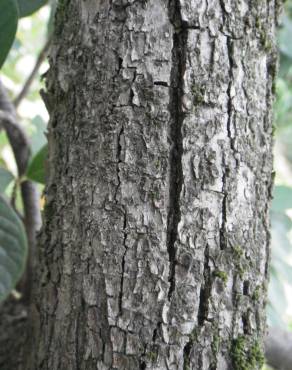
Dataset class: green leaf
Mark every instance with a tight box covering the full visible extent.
[17,0,47,17]
[26,144,47,184]
[0,168,14,193]
[271,185,292,212]
[47,0,57,37]
[0,0,18,68]
[0,195,27,302]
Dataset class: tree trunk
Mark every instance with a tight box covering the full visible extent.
[24,1,278,369]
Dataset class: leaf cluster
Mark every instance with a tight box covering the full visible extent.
[0,0,48,68]
[0,0,48,302]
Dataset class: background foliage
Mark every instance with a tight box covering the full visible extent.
[268,0,292,329]
[0,0,49,300]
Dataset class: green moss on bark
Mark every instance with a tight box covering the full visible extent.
[231,335,265,370]
[213,270,228,284]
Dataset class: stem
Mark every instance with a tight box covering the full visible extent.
[14,38,51,108]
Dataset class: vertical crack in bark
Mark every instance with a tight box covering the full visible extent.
[220,37,236,251]
[242,311,250,335]
[118,213,128,315]
[152,321,162,343]
[218,0,227,27]
[139,361,146,370]
[183,246,212,369]
[197,245,211,326]
[167,0,185,301]
[219,0,239,170]
[226,37,239,169]
[220,164,228,251]
[115,126,124,201]
[116,127,128,315]
[183,340,192,370]
[231,273,239,337]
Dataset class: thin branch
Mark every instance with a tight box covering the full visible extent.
[0,109,30,175]
[14,38,51,108]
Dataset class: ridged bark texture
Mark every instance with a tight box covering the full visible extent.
[25,0,278,369]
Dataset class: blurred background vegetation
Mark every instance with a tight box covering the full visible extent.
[1,1,292,368]
[269,0,292,331]
[0,3,49,211]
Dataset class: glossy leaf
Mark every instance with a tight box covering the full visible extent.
[0,168,14,193]
[26,144,47,184]
[17,0,47,18]
[0,195,27,302]
[0,0,18,68]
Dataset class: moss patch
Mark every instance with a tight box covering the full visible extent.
[231,335,265,370]
[146,351,158,363]
[211,332,220,357]
[252,286,260,301]
[213,270,228,283]
[192,84,205,105]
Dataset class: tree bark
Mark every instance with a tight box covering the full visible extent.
[24,1,278,369]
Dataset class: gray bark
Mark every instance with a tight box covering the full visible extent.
[24,1,278,369]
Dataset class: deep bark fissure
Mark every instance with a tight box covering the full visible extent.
[231,273,239,337]
[183,340,192,370]
[152,321,162,342]
[226,37,239,169]
[197,245,212,326]
[116,126,124,196]
[219,165,228,251]
[167,0,185,301]
[116,126,128,316]
[154,81,169,87]
[242,310,250,335]
[118,261,125,314]
[139,361,146,370]
[183,245,212,368]
[118,210,128,316]
[119,214,128,315]
[219,36,237,252]
[243,280,250,296]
